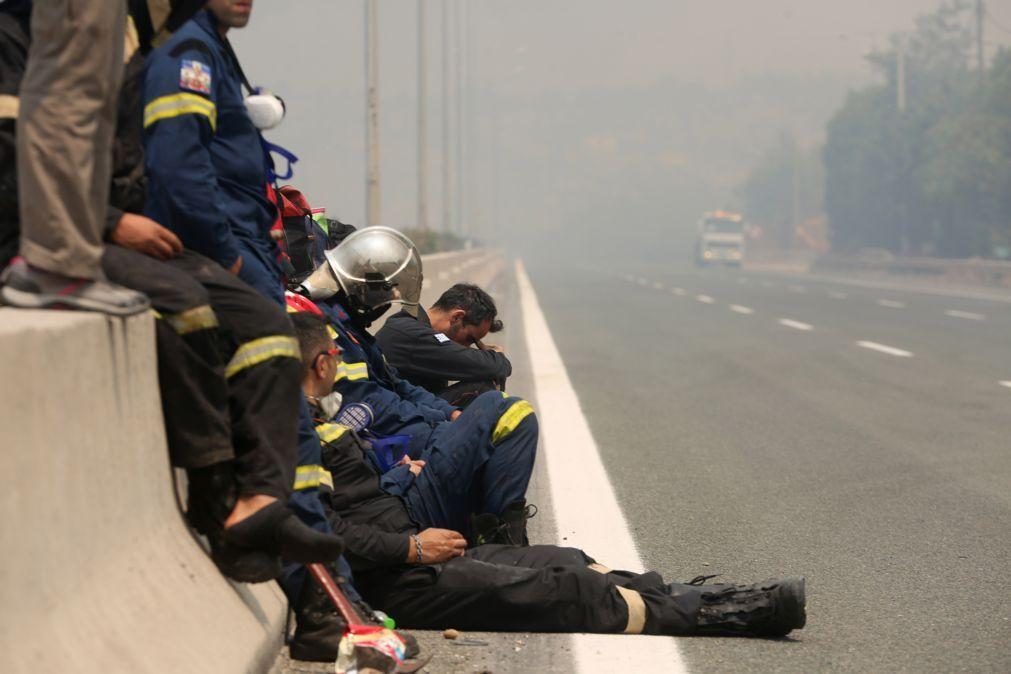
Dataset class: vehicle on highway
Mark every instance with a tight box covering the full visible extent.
[695,211,745,266]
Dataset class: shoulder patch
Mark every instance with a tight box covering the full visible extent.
[434,333,451,343]
[179,59,212,94]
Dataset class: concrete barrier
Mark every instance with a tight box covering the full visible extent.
[0,309,286,674]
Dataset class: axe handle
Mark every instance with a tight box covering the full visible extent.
[307,562,366,626]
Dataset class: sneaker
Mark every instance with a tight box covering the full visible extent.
[0,257,150,316]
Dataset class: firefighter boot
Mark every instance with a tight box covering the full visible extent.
[500,499,537,546]
[187,463,283,583]
[470,512,502,546]
[693,576,807,638]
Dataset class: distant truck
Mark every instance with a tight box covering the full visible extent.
[695,211,744,266]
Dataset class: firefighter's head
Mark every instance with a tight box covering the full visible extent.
[299,227,423,324]
[206,0,253,30]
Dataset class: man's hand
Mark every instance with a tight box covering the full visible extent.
[450,410,462,421]
[407,528,467,564]
[111,213,183,260]
[228,255,244,276]
[398,455,427,476]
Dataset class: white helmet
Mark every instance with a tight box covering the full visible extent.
[300,227,423,316]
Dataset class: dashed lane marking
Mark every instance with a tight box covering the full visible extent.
[778,318,813,331]
[671,287,686,296]
[696,294,715,304]
[1000,381,1011,389]
[730,305,754,315]
[636,277,649,286]
[877,299,906,308]
[652,281,665,290]
[945,309,986,321]
[856,340,913,358]
[516,260,687,673]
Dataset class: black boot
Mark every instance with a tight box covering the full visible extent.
[694,577,807,638]
[289,572,347,662]
[470,512,502,546]
[500,500,537,546]
[187,464,282,583]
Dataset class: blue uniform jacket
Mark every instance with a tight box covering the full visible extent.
[142,10,277,274]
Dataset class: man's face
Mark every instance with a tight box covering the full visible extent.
[446,317,493,348]
[206,0,253,29]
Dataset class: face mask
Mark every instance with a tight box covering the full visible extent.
[317,390,343,421]
[245,90,286,130]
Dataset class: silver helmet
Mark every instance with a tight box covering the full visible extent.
[300,227,423,314]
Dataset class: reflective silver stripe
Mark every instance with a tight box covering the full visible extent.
[225,335,300,379]
[336,361,368,382]
[315,423,349,445]
[616,585,647,634]
[0,95,19,119]
[164,305,218,335]
[293,465,333,491]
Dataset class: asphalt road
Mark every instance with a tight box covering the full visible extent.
[522,257,1011,673]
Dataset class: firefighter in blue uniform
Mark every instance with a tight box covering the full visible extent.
[294,227,540,546]
[141,5,345,607]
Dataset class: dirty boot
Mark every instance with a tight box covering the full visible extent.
[694,576,807,638]
[500,499,537,546]
[289,570,347,662]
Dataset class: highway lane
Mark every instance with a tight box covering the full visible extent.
[523,257,1011,673]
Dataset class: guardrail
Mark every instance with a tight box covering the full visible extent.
[812,254,1011,287]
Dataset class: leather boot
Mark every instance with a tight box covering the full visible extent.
[289,572,347,662]
[694,576,807,638]
[500,499,537,546]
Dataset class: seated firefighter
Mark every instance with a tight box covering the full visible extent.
[289,312,807,648]
[291,227,538,545]
[0,0,344,582]
[375,282,512,409]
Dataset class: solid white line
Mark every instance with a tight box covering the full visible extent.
[730,304,754,315]
[671,287,686,296]
[778,318,813,331]
[696,294,715,304]
[652,281,665,290]
[516,261,686,673]
[856,340,913,358]
[877,299,906,308]
[1000,380,1011,389]
[945,309,985,321]
[828,291,848,299]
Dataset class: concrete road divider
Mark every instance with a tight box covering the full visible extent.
[0,309,286,674]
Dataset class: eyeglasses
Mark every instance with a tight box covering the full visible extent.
[314,346,341,362]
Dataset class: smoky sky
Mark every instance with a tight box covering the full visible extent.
[232,1,1011,246]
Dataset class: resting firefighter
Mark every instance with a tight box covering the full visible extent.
[292,226,539,546]
[290,310,808,648]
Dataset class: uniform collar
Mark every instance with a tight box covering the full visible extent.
[193,9,223,43]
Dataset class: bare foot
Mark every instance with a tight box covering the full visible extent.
[224,494,277,529]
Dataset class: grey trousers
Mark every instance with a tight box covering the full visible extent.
[17,0,125,279]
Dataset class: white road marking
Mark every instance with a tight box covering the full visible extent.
[1000,381,1011,389]
[877,299,906,308]
[778,318,813,331]
[730,304,754,315]
[671,287,686,296]
[516,261,686,673]
[696,294,715,304]
[788,284,807,293]
[945,309,985,321]
[856,340,913,358]
[636,277,649,286]
[829,291,848,299]
[652,281,664,290]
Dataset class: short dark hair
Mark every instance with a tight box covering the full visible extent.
[432,283,503,332]
[291,312,334,377]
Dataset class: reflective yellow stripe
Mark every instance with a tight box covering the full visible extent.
[491,400,534,444]
[0,94,19,119]
[293,464,333,491]
[225,335,300,379]
[315,422,349,445]
[164,305,218,335]
[143,93,217,130]
[335,361,368,382]
[616,586,647,634]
